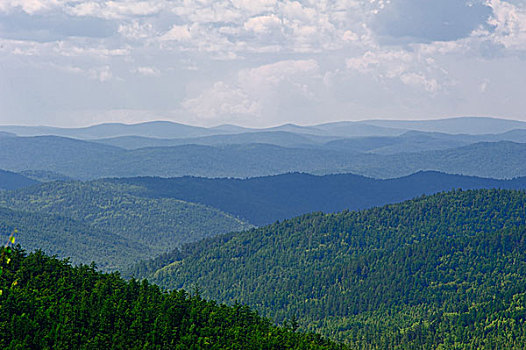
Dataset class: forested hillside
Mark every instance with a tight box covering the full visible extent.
[0,207,145,270]
[114,171,526,225]
[131,189,526,348]
[0,248,343,349]
[0,181,250,269]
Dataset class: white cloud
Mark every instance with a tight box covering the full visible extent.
[67,1,162,20]
[181,59,320,121]
[486,0,526,51]
[231,0,276,16]
[160,25,192,41]
[87,65,112,82]
[118,21,155,40]
[238,59,319,87]
[244,15,282,34]
[133,66,160,77]
[2,0,526,127]
[400,72,440,93]
[346,49,449,93]
[182,81,262,119]
[0,0,62,14]
[54,43,130,58]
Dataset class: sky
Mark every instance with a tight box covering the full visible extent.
[0,0,525,128]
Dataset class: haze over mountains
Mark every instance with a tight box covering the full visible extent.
[2,116,526,348]
[2,116,525,139]
[1,169,526,271]
[113,171,526,226]
[0,117,526,180]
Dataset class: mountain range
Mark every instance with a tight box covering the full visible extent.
[1,135,526,180]
[0,117,525,180]
[2,116,525,139]
[113,171,526,225]
[2,169,526,270]
[2,116,526,347]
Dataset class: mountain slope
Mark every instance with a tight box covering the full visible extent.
[0,121,222,139]
[0,181,250,255]
[4,117,524,139]
[0,169,39,190]
[93,131,338,149]
[0,248,343,349]
[114,171,526,225]
[340,140,526,179]
[0,135,123,179]
[358,116,526,134]
[132,189,526,347]
[0,206,145,270]
[1,134,526,179]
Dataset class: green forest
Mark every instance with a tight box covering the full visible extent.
[2,178,526,348]
[130,189,526,348]
[0,248,343,349]
[0,181,250,270]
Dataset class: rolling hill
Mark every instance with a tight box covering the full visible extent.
[129,189,526,347]
[0,206,145,270]
[113,171,526,226]
[0,181,250,269]
[91,128,526,154]
[1,133,526,180]
[356,116,526,134]
[2,117,524,139]
[93,131,339,149]
[0,248,343,349]
[0,169,39,190]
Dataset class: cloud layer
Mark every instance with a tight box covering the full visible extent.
[0,0,525,126]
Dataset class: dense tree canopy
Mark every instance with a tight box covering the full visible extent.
[0,248,344,349]
[130,189,526,348]
[0,181,250,270]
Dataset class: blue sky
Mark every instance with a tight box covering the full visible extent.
[0,0,525,127]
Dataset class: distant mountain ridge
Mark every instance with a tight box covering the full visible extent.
[2,116,525,139]
[91,128,526,152]
[113,171,526,225]
[0,169,39,190]
[1,134,525,179]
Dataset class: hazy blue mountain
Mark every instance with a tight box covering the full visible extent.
[484,128,526,142]
[0,131,16,137]
[208,124,253,133]
[93,128,526,153]
[0,120,400,139]
[0,135,123,179]
[324,131,474,154]
[346,141,526,179]
[114,171,526,225]
[94,131,339,150]
[358,116,526,134]
[1,134,525,179]
[0,121,225,139]
[0,169,39,190]
[312,121,406,137]
[4,117,524,140]
[18,170,75,182]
